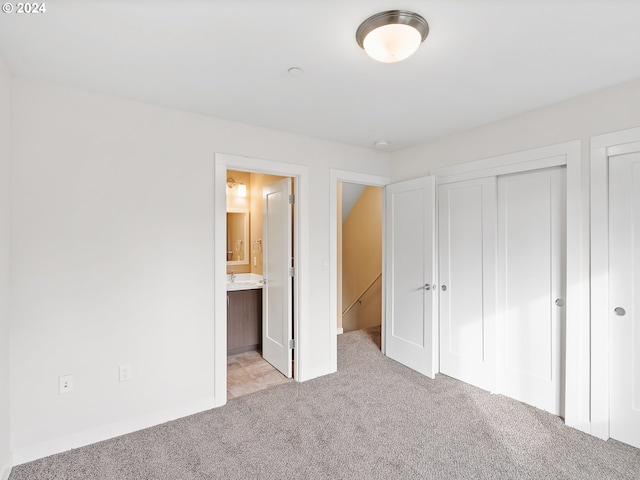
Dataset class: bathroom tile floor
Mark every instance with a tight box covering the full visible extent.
[227,350,292,400]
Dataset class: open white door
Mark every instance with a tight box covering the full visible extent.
[385,176,436,377]
[262,178,293,378]
[609,152,640,448]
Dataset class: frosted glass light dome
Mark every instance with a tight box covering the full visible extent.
[356,10,429,63]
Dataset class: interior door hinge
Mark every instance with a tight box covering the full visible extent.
[288,339,295,349]
[288,266,295,277]
[289,194,295,204]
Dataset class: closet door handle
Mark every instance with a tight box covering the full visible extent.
[441,285,447,292]
[423,284,431,291]
[614,307,626,316]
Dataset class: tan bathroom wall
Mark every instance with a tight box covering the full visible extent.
[226,170,251,274]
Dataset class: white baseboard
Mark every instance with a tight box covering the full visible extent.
[13,395,219,466]
[1,455,13,480]
[337,328,344,335]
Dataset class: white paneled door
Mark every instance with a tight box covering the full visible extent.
[388,162,568,414]
[438,178,497,391]
[609,152,640,448]
[262,178,293,378]
[385,176,437,377]
[496,168,566,416]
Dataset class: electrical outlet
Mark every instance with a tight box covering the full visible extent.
[119,365,132,382]
[59,375,74,393]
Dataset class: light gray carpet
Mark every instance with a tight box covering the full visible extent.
[9,327,640,479]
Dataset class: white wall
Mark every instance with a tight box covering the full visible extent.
[9,78,390,462]
[391,77,640,435]
[13,59,639,468]
[392,79,640,180]
[0,57,12,480]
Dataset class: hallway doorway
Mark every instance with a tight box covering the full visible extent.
[329,169,391,371]
[338,182,383,335]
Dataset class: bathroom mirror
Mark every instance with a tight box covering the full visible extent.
[227,208,249,265]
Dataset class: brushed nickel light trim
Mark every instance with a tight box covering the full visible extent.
[356,10,429,63]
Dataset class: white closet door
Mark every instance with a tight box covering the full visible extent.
[609,152,640,449]
[385,176,437,377]
[439,178,497,391]
[496,168,566,416]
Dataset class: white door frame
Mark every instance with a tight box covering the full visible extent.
[329,170,390,369]
[590,126,640,440]
[214,153,308,405]
[431,140,587,433]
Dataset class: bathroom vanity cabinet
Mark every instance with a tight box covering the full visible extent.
[227,288,262,355]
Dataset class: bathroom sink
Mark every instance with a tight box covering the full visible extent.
[227,281,263,291]
[226,274,264,291]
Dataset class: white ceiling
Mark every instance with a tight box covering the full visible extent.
[1,0,640,151]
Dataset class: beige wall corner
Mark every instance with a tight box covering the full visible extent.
[341,186,382,332]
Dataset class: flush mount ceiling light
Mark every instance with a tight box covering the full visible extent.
[356,10,429,63]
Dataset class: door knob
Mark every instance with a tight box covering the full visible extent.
[555,298,564,307]
[614,307,626,316]
[441,285,447,291]
[423,284,431,291]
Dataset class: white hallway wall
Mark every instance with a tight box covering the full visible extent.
[391,77,640,433]
[9,77,390,462]
[0,58,12,479]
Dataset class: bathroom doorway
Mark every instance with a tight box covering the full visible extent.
[225,169,295,399]
[214,154,306,404]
